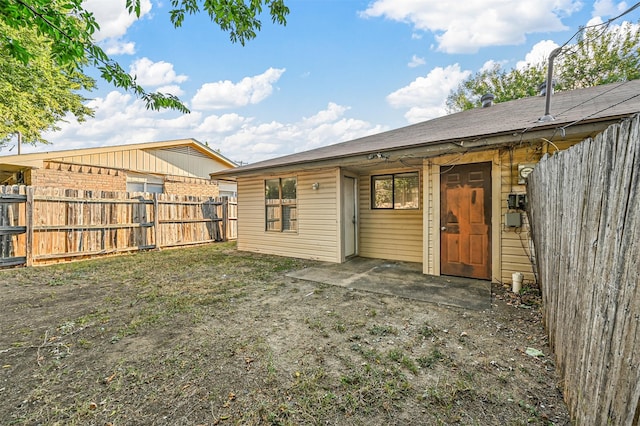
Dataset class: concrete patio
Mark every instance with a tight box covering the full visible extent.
[286,257,492,310]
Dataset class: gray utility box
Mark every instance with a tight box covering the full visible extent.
[505,212,522,227]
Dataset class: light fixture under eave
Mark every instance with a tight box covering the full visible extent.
[367,152,389,160]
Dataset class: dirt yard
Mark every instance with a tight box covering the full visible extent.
[0,242,569,425]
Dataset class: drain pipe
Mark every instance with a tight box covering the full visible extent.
[539,47,562,122]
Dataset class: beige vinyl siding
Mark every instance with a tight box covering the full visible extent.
[498,146,536,283]
[357,169,423,263]
[236,168,340,262]
[150,148,230,176]
[53,149,221,179]
[496,140,578,283]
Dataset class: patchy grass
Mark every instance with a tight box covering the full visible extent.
[0,242,568,425]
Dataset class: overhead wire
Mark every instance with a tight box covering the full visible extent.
[520,2,640,139]
[556,91,640,134]
[555,1,640,51]
[554,80,632,117]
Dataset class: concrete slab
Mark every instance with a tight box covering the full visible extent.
[286,257,491,310]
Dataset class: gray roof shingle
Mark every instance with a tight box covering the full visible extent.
[213,80,640,176]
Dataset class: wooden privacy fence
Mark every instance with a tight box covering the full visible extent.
[0,186,237,267]
[527,115,639,425]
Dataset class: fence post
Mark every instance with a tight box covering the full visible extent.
[25,187,34,267]
[222,196,228,242]
[153,193,159,249]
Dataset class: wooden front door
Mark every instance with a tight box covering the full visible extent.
[440,162,491,279]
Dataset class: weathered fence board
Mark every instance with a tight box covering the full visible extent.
[0,187,237,267]
[527,115,640,425]
[0,186,27,266]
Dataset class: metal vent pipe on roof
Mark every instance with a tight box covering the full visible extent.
[540,47,563,122]
[481,93,495,108]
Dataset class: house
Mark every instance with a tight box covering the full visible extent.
[0,139,237,197]
[210,80,640,284]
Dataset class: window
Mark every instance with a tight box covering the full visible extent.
[371,172,419,209]
[126,181,164,194]
[265,177,297,231]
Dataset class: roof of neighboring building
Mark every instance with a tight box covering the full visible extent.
[0,138,236,169]
[211,80,640,177]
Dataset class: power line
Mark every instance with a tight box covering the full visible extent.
[554,80,632,117]
[556,1,640,52]
[556,90,640,135]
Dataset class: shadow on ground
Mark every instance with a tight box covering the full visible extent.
[286,257,492,310]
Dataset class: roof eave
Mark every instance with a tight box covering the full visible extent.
[210,117,621,179]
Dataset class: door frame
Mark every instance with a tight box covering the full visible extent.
[341,174,358,260]
[439,161,492,279]
[425,152,501,281]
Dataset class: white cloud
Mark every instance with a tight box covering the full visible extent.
[360,0,582,53]
[220,105,388,159]
[83,0,151,58]
[408,55,426,68]
[586,16,605,27]
[156,85,185,97]
[191,68,286,110]
[480,59,505,72]
[35,91,202,149]
[195,113,249,134]
[386,64,471,123]
[83,0,152,41]
[302,103,349,126]
[516,40,560,70]
[303,118,386,151]
[592,0,628,17]
[103,40,136,55]
[36,92,387,165]
[129,58,188,87]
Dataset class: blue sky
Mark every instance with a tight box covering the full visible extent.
[12,0,640,164]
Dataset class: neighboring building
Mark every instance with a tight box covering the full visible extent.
[211,80,640,284]
[0,139,237,197]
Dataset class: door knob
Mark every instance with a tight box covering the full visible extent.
[441,226,447,231]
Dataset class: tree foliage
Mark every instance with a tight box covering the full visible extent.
[0,0,289,145]
[447,22,640,112]
[0,18,95,145]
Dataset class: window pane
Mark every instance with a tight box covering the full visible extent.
[147,183,164,194]
[282,206,297,231]
[281,177,297,201]
[372,175,393,208]
[265,177,297,232]
[394,173,419,209]
[266,206,281,231]
[265,179,280,200]
[127,182,145,193]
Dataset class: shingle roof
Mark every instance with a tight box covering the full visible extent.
[212,80,640,177]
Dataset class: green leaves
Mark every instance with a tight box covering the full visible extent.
[0,19,95,145]
[169,0,290,45]
[447,21,640,112]
[0,0,290,146]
